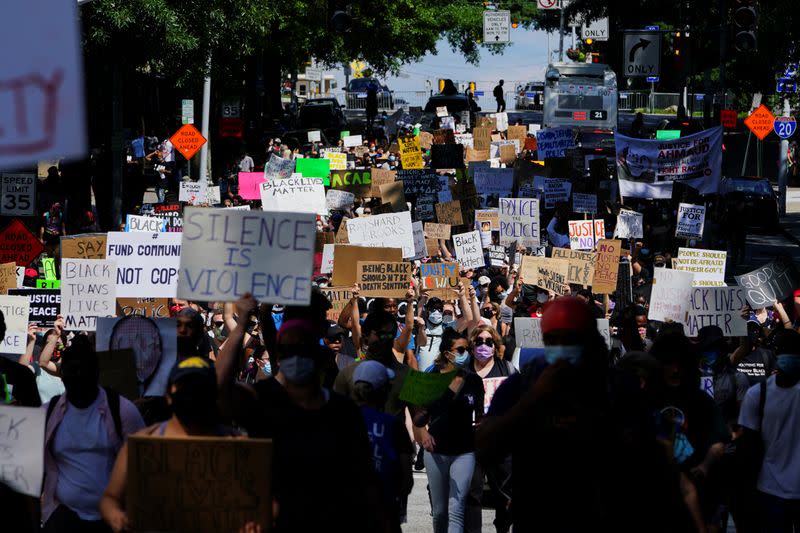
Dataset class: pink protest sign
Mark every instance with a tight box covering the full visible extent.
[238,172,266,200]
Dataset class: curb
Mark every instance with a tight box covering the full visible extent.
[781,226,800,247]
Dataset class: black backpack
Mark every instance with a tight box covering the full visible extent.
[46,387,123,441]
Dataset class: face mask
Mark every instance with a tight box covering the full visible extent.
[474,344,494,362]
[700,351,719,369]
[544,345,583,365]
[442,313,455,325]
[262,362,272,376]
[453,351,470,366]
[388,155,396,162]
[776,354,800,379]
[481,308,494,319]
[536,293,549,304]
[272,306,284,314]
[428,310,443,325]
[171,382,217,427]
[279,355,317,385]
[177,335,199,357]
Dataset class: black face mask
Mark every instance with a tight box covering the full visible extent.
[171,382,217,427]
[177,335,199,357]
[64,379,99,409]
[482,308,494,319]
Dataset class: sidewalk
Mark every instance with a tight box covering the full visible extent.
[782,187,800,246]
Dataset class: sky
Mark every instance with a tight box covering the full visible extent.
[322,27,577,95]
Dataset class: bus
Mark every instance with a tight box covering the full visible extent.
[542,63,618,131]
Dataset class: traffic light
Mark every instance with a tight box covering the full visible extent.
[468,82,476,93]
[733,2,758,52]
[584,38,593,46]
[438,79,445,92]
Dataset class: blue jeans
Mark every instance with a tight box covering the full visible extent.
[760,491,800,533]
[425,451,476,533]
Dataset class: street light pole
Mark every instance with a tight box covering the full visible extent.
[199,57,211,184]
[778,97,790,216]
[558,7,565,62]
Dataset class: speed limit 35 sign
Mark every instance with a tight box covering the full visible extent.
[0,174,36,216]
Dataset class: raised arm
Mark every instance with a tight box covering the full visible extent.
[394,288,416,352]
[350,284,362,353]
[216,293,258,390]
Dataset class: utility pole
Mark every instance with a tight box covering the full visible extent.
[558,7,565,61]
[778,97,790,216]
[199,57,211,185]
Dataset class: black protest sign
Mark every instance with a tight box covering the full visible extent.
[588,157,609,182]
[430,144,465,169]
[141,203,183,232]
[615,261,633,305]
[8,288,60,326]
[735,256,800,308]
[396,169,440,197]
[329,169,372,197]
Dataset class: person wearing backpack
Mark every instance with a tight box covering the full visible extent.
[41,336,145,533]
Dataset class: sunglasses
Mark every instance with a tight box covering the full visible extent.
[474,337,494,347]
[373,330,395,340]
[213,321,224,328]
[449,346,468,354]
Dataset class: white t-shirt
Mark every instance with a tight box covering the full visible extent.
[160,139,175,163]
[239,155,254,172]
[738,375,800,499]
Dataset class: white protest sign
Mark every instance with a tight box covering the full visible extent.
[514,317,543,348]
[125,214,165,233]
[1,174,36,216]
[324,151,347,170]
[436,106,449,118]
[326,189,355,211]
[495,112,509,132]
[0,295,30,354]
[536,127,574,159]
[568,219,605,250]
[320,243,335,274]
[453,230,485,269]
[542,178,571,208]
[684,286,748,337]
[347,211,415,259]
[411,220,427,260]
[614,209,644,239]
[0,404,45,497]
[1,1,86,168]
[528,123,541,134]
[648,267,694,323]
[572,193,597,214]
[307,130,321,143]
[674,247,726,287]
[675,203,706,239]
[207,185,221,205]
[260,176,326,214]
[499,198,540,248]
[178,208,315,304]
[61,259,117,331]
[106,232,182,298]
[15,266,24,289]
[343,134,363,148]
[179,181,208,205]
[264,153,295,179]
[454,133,473,148]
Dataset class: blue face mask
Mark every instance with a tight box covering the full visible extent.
[544,345,583,366]
[262,362,272,376]
[428,310,443,325]
[454,351,470,366]
[776,354,800,379]
[701,351,719,369]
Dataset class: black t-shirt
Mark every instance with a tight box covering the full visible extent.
[736,347,777,386]
[425,370,484,456]
[0,357,41,407]
[470,357,514,378]
[245,379,380,533]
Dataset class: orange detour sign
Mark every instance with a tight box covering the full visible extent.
[169,124,207,159]
[744,104,775,140]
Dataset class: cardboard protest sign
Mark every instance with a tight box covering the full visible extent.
[614,209,644,239]
[453,231,485,269]
[378,181,406,212]
[425,238,440,257]
[524,257,569,295]
[465,147,490,162]
[475,209,499,231]
[572,193,597,214]
[675,203,706,239]
[674,247,726,286]
[435,200,463,226]
[473,127,492,152]
[398,369,456,406]
[568,219,605,250]
[178,208,315,305]
[0,295,29,354]
[127,436,272,533]
[0,219,43,266]
[116,297,169,319]
[499,144,516,165]
[735,256,800,308]
[61,233,107,259]
[347,211,414,259]
[329,169,372,197]
[551,248,596,285]
[649,267,695,323]
[398,135,424,170]
[125,214,165,233]
[419,262,460,299]
[684,286,748,337]
[507,125,527,149]
[264,153,295,180]
[331,245,403,287]
[295,157,331,185]
[260,176,326,214]
[61,259,116,331]
[536,127,574,159]
[430,144,465,170]
[356,261,412,297]
[179,181,208,205]
[320,286,353,321]
[424,223,451,240]
[325,189,355,211]
[106,232,182,298]
[0,262,17,294]
[237,172,266,200]
[474,168,514,197]
[593,239,621,294]
[369,168,396,197]
[433,128,456,145]
[499,198,539,248]
[0,405,45,497]
[1,174,36,216]
[418,131,434,150]
[8,288,60,326]
[334,217,350,244]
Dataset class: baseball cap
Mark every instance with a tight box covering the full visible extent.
[168,356,215,385]
[541,297,594,335]
[274,137,282,144]
[478,276,491,286]
[353,360,395,388]
[325,324,346,340]
[696,325,726,353]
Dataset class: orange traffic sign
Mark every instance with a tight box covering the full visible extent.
[744,104,775,140]
[169,124,206,159]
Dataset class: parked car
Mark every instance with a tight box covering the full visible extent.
[345,78,394,110]
[720,176,780,232]
[296,98,348,136]
[419,93,480,130]
[515,81,544,110]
